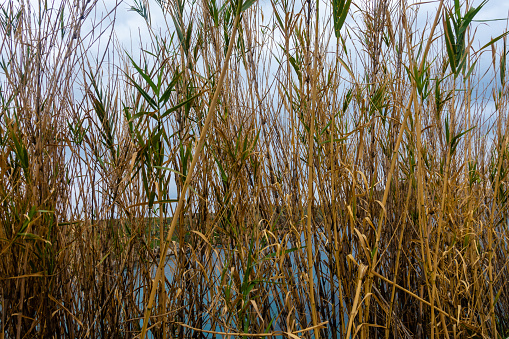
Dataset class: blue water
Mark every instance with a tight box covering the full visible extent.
[137,237,349,338]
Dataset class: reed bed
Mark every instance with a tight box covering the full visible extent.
[1,0,509,337]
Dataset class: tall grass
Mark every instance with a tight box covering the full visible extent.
[1,0,509,337]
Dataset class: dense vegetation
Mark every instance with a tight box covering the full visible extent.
[1,0,509,337]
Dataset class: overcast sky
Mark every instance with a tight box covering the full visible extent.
[88,0,509,57]
[115,0,509,47]
[9,0,507,214]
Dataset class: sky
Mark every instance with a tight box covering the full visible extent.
[73,0,509,214]
[5,0,508,216]
[80,0,509,107]
[80,0,507,210]
[83,0,509,58]
[74,0,509,119]
[109,0,509,51]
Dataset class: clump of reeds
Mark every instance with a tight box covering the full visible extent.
[1,0,509,337]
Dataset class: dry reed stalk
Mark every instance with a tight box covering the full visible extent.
[139,6,243,339]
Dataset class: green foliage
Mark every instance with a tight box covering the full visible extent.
[443,0,487,76]
[332,0,351,38]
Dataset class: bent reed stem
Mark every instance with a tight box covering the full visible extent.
[139,10,242,339]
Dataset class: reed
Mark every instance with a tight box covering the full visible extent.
[1,0,509,337]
